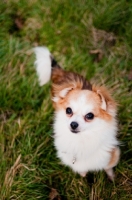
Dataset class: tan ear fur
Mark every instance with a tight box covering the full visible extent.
[97,90,107,111]
[92,85,117,116]
[52,85,74,103]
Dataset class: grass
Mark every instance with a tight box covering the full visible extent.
[0,0,132,199]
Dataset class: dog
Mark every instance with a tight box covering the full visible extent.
[34,47,120,181]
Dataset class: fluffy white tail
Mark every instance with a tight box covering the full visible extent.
[34,47,52,86]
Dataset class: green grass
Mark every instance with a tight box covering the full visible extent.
[0,0,132,199]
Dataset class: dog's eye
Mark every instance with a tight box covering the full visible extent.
[66,107,73,115]
[85,112,94,121]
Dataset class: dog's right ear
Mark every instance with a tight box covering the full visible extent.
[92,85,117,117]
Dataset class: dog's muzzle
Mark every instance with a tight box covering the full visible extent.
[70,121,79,133]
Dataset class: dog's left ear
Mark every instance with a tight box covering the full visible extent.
[52,86,74,103]
[93,85,117,116]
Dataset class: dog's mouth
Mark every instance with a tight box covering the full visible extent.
[71,130,80,134]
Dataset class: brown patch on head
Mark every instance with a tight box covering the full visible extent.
[51,68,92,90]
[51,67,91,107]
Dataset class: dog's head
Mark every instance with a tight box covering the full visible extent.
[51,70,116,134]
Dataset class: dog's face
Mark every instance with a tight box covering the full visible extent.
[65,90,101,133]
[53,88,116,134]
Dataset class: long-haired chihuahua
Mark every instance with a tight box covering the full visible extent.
[34,47,120,181]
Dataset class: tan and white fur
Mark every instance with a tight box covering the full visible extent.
[34,47,120,181]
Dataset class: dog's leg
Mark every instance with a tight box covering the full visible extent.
[105,147,120,181]
[105,168,115,181]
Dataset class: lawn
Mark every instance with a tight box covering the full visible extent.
[0,0,132,199]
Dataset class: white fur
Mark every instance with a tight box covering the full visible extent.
[53,92,119,175]
[34,47,51,86]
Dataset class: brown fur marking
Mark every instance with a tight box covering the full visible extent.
[51,67,92,98]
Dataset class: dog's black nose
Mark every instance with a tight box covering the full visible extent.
[70,122,78,130]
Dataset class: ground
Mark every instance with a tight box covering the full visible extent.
[0,0,132,199]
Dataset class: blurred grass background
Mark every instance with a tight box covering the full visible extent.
[0,0,132,199]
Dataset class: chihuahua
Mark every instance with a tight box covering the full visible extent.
[34,47,120,181]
